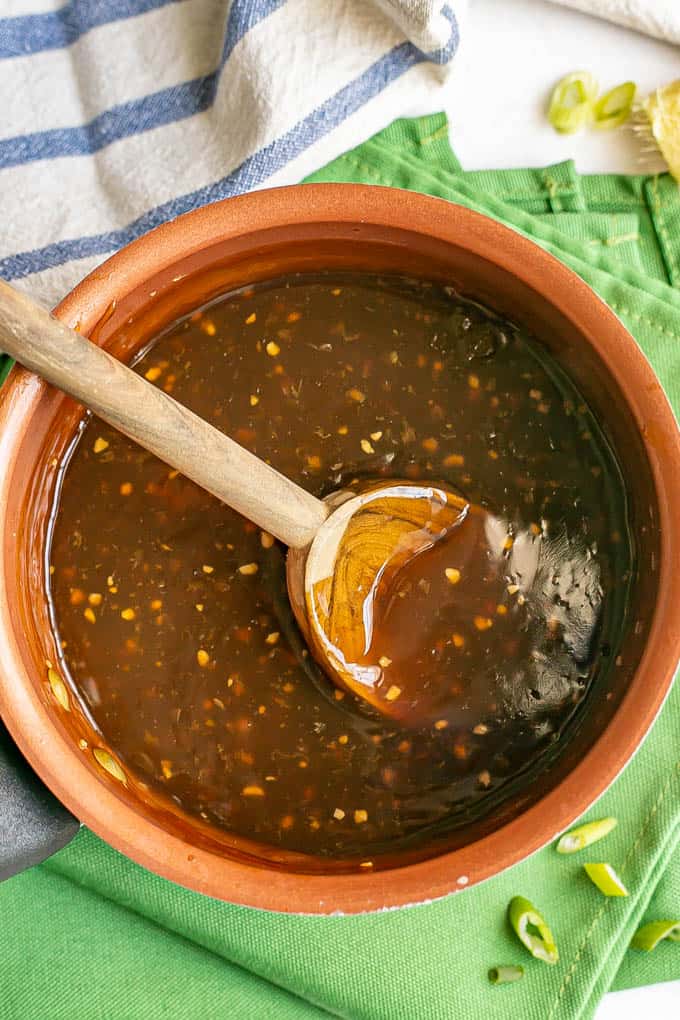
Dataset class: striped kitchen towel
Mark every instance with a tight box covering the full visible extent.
[1,0,464,306]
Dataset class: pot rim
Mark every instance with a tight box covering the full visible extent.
[0,184,678,914]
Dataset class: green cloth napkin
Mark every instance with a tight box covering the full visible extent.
[2,115,678,1020]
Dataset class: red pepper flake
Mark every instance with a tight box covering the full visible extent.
[474,615,493,631]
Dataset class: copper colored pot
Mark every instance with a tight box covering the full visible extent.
[0,185,679,913]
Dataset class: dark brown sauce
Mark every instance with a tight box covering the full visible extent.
[47,274,632,862]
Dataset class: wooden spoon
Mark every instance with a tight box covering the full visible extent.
[0,281,491,721]
[0,281,327,548]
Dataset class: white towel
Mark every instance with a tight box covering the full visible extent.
[546,0,680,45]
[0,1,465,306]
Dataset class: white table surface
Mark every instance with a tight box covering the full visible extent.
[424,1,680,1015]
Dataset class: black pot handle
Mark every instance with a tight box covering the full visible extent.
[0,719,79,881]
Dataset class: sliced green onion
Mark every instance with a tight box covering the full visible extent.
[507,896,559,964]
[488,965,524,985]
[631,920,680,951]
[548,72,598,134]
[583,862,629,897]
[594,82,637,130]
[556,817,617,854]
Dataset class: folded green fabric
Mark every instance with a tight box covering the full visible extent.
[2,115,678,1020]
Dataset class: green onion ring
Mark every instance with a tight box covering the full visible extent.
[631,920,680,951]
[583,862,629,897]
[556,817,617,854]
[548,71,598,134]
[507,896,559,964]
[488,965,524,985]
[594,82,637,130]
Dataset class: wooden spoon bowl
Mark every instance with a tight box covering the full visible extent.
[288,480,507,721]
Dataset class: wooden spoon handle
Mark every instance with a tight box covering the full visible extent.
[0,281,328,548]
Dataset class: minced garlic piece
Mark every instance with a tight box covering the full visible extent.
[238,562,259,576]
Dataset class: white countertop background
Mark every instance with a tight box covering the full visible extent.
[419,1,679,1015]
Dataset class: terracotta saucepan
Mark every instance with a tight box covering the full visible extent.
[0,185,679,913]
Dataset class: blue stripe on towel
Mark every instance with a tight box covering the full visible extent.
[424,5,459,65]
[0,0,180,59]
[0,40,422,282]
[0,0,284,169]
